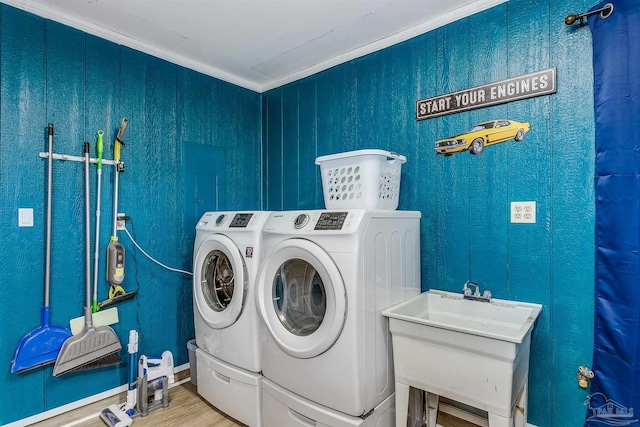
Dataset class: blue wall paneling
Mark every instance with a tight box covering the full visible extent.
[183,142,227,232]
[220,81,262,211]
[298,78,321,209]
[282,84,300,209]
[413,29,441,291]
[0,4,261,424]
[504,1,553,424]
[260,0,597,425]
[550,0,596,423]
[264,90,283,209]
[1,6,49,418]
[0,0,599,425]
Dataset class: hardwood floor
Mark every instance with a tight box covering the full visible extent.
[31,380,244,427]
[437,412,479,427]
[29,376,476,427]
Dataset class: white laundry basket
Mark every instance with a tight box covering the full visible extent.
[315,149,406,210]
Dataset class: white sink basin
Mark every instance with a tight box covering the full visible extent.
[382,289,542,343]
[382,289,542,426]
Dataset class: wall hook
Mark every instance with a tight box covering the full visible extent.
[577,365,594,388]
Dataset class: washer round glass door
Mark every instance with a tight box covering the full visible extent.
[194,234,247,329]
[256,238,346,358]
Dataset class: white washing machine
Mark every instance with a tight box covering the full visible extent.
[193,211,270,427]
[255,209,421,425]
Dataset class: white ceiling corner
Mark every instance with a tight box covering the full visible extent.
[1,0,508,93]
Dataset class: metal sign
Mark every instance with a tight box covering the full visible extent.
[416,68,556,120]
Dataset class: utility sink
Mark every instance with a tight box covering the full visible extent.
[384,289,541,343]
[382,289,542,427]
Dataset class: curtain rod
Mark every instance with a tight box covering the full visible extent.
[565,3,614,27]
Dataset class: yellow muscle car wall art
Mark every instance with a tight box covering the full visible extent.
[434,119,531,155]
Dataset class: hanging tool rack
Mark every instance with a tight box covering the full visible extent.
[38,151,122,168]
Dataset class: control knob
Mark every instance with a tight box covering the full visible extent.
[294,214,309,229]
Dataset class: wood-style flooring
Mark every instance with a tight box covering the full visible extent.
[30,380,243,427]
[29,375,476,427]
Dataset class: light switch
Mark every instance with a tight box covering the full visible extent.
[18,208,34,227]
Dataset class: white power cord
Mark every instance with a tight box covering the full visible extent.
[123,227,193,276]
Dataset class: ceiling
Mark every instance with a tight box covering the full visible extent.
[3,0,506,93]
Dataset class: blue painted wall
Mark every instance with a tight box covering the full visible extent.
[0,5,261,424]
[262,0,596,425]
[0,0,599,424]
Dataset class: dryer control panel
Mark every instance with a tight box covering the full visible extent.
[264,210,364,234]
[314,212,348,230]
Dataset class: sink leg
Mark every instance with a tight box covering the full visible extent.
[395,381,410,427]
[514,380,528,427]
[488,412,513,427]
[426,392,439,427]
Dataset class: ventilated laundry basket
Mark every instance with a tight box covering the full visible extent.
[315,149,406,210]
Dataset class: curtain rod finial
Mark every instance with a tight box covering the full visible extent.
[565,4,613,27]
[565,14,579,25]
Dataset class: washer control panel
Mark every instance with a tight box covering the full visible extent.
[230,213,254,228]
[314,212,348,230]
[197,211,263,230]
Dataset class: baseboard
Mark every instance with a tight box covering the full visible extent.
[3,363,189,427]
[62,375,194,427]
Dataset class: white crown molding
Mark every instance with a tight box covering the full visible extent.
[258,0,508,92]
[0,0,263,92]
[1,0,507,93]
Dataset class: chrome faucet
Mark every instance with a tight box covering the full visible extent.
[463,280,492,302]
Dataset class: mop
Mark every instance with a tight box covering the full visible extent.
[102,117,137,309]
[93,130,104,313]
[53,142,122,376]
[11,124,72,373]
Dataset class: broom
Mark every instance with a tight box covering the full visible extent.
[102,117,137,308]
[68,131,119,335]
[52,142,122,376]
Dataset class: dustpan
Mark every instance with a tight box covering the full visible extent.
[11,124,72,373]
[11,308,72,373]
[53,142,122,376]
[53,307,122,376]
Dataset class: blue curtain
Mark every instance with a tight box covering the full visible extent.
[589,1,640,424]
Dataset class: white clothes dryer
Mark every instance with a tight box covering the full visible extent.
[193,210,270,427]
[255,210,421,420]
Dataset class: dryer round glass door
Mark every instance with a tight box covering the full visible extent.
[194,234,247,329]
[256,238,346,358]
[272,259,326,336]
[203,250,235,311]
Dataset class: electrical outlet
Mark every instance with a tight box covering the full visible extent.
[510,201,536,223]
[116,212,126,230]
